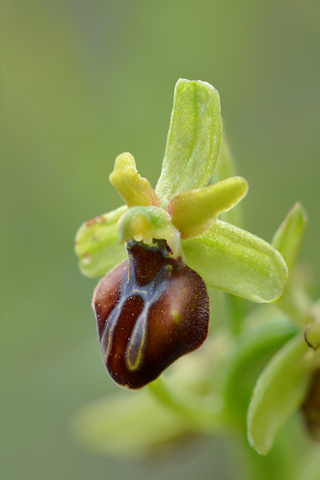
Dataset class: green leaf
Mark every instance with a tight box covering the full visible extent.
[272,202,308,273]
[182,220,288,303]
[71,390,187,458]
[168,176,248,239]
[75,206,127,277]
[109,152,159,207]
[247,334,311,455]
[155,78,222,208]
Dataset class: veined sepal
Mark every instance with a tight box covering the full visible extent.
[75,205,128,278]
[155,79,222,208]
[182,220,288,303]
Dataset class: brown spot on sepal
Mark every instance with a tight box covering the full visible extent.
[92,240,210,389]
[86,215,106,227]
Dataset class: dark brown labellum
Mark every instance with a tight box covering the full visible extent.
[93,239,209,389]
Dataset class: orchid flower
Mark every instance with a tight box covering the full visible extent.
[75,79,288,390]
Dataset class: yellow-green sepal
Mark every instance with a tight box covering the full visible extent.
[109,152,159,207]
[155,79,222,208]
[168,176,248,239]
[75,206,128,277]
[182,220,288,303]
[247,334,314,455]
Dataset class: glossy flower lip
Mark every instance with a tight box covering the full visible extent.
[93,240,209,389]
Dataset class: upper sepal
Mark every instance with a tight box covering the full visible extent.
[155,79,222,208]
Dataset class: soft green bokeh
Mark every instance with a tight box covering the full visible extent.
[2,1,320,479]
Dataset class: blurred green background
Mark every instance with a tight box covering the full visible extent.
[2,1,320,479]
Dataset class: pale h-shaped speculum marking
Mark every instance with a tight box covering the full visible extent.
[101,243,173,371]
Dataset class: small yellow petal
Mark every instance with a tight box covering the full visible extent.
[109,152,159,208]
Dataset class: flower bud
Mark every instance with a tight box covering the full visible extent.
[93,240,209,389]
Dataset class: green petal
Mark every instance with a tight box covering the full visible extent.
[247,334,312,455]
[168,176,248,239]
[155,78,222,208]
[272,202,308,272]
[75,206,127,277]
[182,220,288,303]
[109,152,159,207]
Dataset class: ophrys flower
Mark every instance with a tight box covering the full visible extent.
[75,79,288,389]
